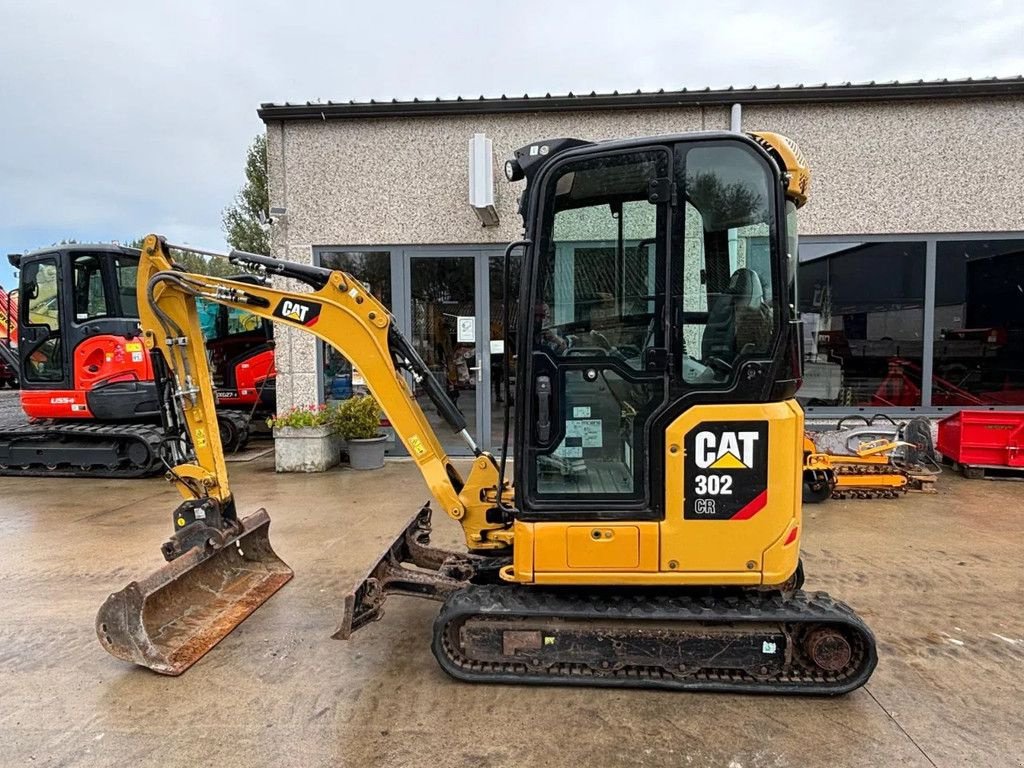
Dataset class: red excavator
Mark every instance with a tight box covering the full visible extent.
[0,244,275,477]
[0,284,18,388]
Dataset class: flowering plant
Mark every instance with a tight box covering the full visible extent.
[266,403,333,430]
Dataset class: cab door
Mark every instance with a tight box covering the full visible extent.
[516,147,673,520]
[18,255,70,390]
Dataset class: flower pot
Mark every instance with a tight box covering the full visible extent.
[273,425,343,472]
[346,434,387,470]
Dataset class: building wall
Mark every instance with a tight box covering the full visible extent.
[265,95,1024,409]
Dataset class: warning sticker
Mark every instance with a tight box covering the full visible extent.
[409,434,427,456]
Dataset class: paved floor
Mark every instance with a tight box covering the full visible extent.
[1,455,1022,768]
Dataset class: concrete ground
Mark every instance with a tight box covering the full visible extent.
[1,435,1023,766]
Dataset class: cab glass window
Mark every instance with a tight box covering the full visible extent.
[72,254,109,320]
[115,256,139,317]
[226,306,263,335]
[536,152,666,371]
[23,258,63,381]
[678,145,777,384]
[26,260,61,331]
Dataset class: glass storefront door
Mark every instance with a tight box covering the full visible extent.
[315,246,513,456]
[407,254,483,455]
[489,252,517,455]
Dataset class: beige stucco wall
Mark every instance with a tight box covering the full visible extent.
[265,95,1024,409]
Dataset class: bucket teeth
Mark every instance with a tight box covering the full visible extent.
[96,509,292,675]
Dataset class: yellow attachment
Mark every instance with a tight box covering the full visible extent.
[834,473,908,490]
[749,131,810,208]
[853,438,908,458]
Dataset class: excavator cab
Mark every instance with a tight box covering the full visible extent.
[514,137,791,506]
[13,245,156,421]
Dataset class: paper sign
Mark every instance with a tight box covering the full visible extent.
[457,316,476,343]
[490,339,505,355]
[557,444,583,458]
[565,418,603,448]
[573,406,591,418]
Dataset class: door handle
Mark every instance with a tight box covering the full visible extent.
[536,375,551,443]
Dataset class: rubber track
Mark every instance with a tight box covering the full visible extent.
[0,421,166,478]
[832,464,907,500]
[432,585,878,695]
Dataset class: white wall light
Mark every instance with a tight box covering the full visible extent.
[468,133,499,227]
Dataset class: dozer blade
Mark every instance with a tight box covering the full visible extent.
[96,509,292,675]
[335,504,491,640]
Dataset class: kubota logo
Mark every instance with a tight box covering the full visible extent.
[273,298,322,326]
[694,430,759,470]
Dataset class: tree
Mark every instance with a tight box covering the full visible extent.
[124,237,251,278]
[222,134,270,255]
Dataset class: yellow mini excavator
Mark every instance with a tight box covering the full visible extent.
[97,130,877,694]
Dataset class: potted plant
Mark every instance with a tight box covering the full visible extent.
[332,394,386,470]
[267,404,342,472]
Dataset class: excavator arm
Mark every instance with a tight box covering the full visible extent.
[96,235,512,675]
[136,235,509,541]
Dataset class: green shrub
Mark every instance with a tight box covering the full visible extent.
[266,404,332,430]
[331,394,382,440]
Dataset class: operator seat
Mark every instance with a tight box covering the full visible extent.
[701,267,771,366]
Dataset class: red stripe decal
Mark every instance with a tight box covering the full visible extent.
[732,490,768,520]
[305,316,320,327]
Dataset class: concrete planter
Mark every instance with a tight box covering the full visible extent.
[346,435,387,470]
[273,426,342,472]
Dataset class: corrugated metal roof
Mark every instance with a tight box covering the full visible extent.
[258,76,1024,121]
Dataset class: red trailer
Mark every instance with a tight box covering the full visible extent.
[937,410,1024,478]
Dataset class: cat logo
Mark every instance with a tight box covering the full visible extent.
[684,421,769,521]
[694,430,760,470]
[272,298,322,327]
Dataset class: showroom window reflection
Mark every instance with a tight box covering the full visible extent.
[317,251,392,401]
[797,241,926,407]
[933,239,1024,406]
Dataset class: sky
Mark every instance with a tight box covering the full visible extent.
[1,0,1022,288]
